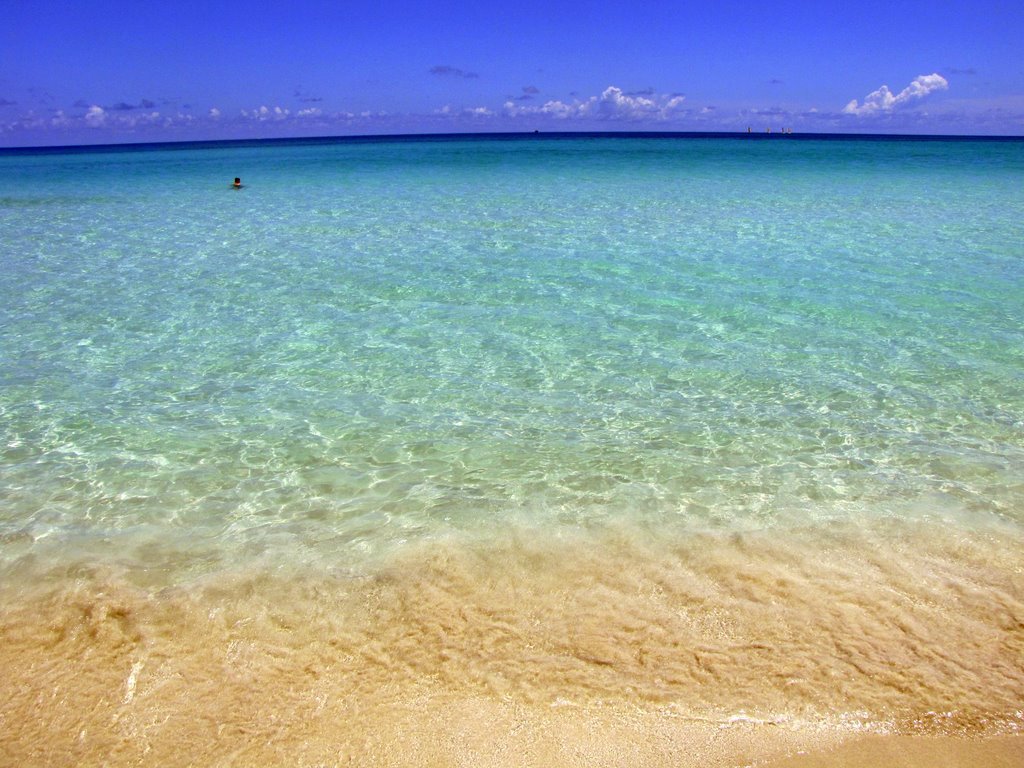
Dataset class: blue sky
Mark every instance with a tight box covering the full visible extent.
[2,0,1022,146]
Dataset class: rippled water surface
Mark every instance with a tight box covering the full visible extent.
[3,136,1022,568]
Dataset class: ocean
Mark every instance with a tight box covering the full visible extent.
[1,133,1022,766]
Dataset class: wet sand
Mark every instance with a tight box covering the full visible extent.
[1,519,1021,766]
[764,734,1023,767]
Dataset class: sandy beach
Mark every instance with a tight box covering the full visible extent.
[3,521,1021,766]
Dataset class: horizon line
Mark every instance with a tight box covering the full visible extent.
[2,129,1023,155]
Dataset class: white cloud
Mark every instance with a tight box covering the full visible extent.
[593,86,683,119]
[165,113,195,127]
[84,105,106,127]
[435,105,493,118]
[209,107,221,119]
[503,86,686,121]
[843,73,948,116]
[502,98,578,118]
[594,86,655,118]
[242,105,290,121]
[297,107,323,118]
[10,104,166,135]
[111,110,162,129]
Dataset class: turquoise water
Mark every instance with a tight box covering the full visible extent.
[2,135,1023,577]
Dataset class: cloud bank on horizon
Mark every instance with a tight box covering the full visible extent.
[502,86,687,121]
[0,73,970,145]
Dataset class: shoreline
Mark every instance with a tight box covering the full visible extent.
[1,660,1019,767]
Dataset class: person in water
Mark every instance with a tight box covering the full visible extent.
[232,177,242,189]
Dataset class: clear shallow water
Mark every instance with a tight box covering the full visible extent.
[1,136,1023,760]
[2,135,1022,574]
